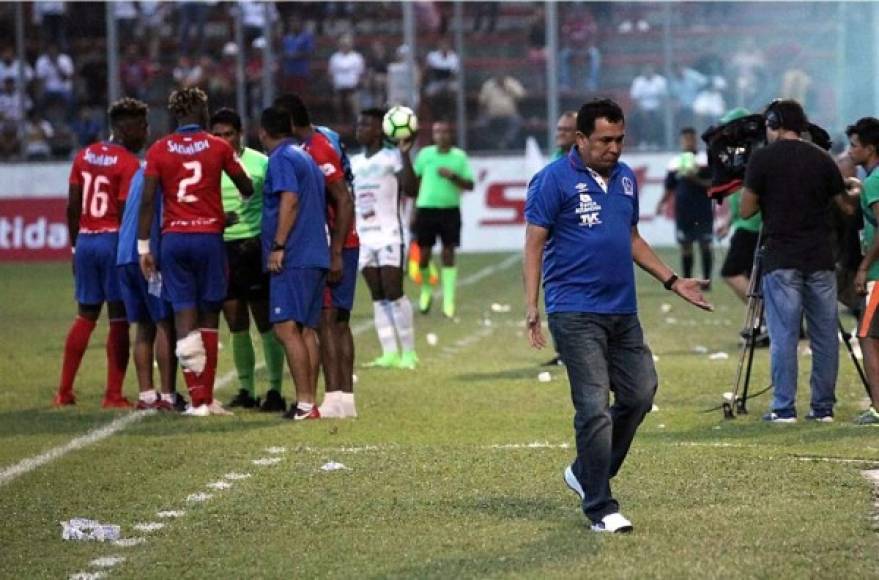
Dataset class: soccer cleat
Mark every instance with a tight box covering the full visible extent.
[591,513,633,534]
[442,303,455,319]
[259,389,287,412]
[805,410,834,423]
[419,289,433,314]
[397,351,419,370]
[228,389,260,409]
[855,407,879,425]
[762,411,797,423]
[208,400,234,416]
[282,404,320,421]
[365,352,401,368]
[101,396,133,409]
[53,392,76,407]
[171,392,188,412]
[154,399,174,412]
[563,465,585,500]
[135,399,157,411]
[183,404,211,417]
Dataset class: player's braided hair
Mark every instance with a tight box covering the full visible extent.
[108,97,148,124]
[168,87,208,119]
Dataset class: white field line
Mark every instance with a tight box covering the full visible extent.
[0,255,521,489]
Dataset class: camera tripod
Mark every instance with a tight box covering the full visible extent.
[720,235,871,419]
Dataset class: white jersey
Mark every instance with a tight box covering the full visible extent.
[352,147,404,247]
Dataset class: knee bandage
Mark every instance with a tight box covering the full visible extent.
[175,331,206,374]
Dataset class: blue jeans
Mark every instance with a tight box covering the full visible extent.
[548,312,657,522]
[762,269,838,416]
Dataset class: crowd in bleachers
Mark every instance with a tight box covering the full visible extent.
[0,1,842,161]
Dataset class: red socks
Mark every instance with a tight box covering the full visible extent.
[58,316,97,397]
[105,319,130,400]
[201,328,218,405]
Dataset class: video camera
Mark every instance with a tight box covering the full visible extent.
[701,114,833,202]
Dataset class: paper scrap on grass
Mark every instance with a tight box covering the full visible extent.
[89,556,125,568]
[185,492,213,503]
[69,573,107,580]
[490,303,512,313]
[692,345,708,354]
[223,472,252,481]
[252,457,283,466]
[265,446,287,455]
[664,317,678,325]
[320,462,350,472]
[132,522,165,533]
[112,537,146,547]
[61,518,120,542]
[709,352,729,361]
[156,510,185,518]
[652,354,660,362]
[207,481,232,490]
[426,333,438,346]
[660,303,672,313]
[537,371,552,383]
[651,404,659,412]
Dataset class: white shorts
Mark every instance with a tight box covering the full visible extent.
[358,243,404,270]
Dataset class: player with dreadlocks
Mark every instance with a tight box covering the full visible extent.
[55,97,148,408]
[138,88,253,416]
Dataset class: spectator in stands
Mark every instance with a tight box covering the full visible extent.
[71,106,103,148]
[0,46,34,90]
[179,1,208,55]
[22,110,53,161]
[629,65,668,149]
[239,1,279,46]
[424,38,459,99]
[113,1,138,41]
[387,44,418,109]
[364,40,389,108]
[281,15,314,95]
[472,2,499,33]
[35,43,74,113]
[120,44,155,101]
[0,122,19,160]
[33,2,67,52]
[0,77,31,128]
[693,75,728,131]
[730,38,767,110]
[137,1,167,60]
[173,55,205,89]
[559,6,601,93]
[328,34,365,125]
[478,73,526,150]
[781,57,814,110]
[526,6,546,92]
[669,63,707,132]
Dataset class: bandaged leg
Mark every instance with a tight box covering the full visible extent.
[176,331,206,374]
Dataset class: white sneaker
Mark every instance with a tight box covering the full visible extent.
[591,512,633,534]
[208,400,234,416]
[563,465,585,500]
[339,393,357,418]
[183,404,210,417]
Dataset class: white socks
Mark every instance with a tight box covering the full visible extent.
[389,297,415,352]
[139,389,157,404]
[373,301,398,355]
[319,391,356,418]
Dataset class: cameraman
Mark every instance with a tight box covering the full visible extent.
[740,99,851,422]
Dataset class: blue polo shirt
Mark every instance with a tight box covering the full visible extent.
[117,168,162,266]
[262,139,330,269]
[525,147,640,314]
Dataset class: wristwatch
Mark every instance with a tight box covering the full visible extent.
[663,273,679,291]
[271,241,285,252]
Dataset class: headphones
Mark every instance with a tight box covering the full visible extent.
[764,99,783,130]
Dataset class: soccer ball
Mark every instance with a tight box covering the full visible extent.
[383,106,418,141]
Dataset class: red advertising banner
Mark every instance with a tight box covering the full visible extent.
[0,198,70,261]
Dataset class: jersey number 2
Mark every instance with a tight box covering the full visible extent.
[80,171,111,218]
[177,161,202,203]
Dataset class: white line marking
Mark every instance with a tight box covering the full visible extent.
[489,442,571,450]
[0,256,522,487]
[69,573,107,580]
[252,457,283,466]
[265,446,287,455]
[89,556,125,568]
[132,522,165,533]
[156,510,185,519]
[112,537,146,547]
[185,492,213,503]
[207,481,233,490]
[223,472,252,480]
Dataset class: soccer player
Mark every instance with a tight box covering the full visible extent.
[209,108,287,412]
[350,109,419,377]
[413,120,474,317]
[259,106,329,420]
[138,88,253,417]
[273,94,359,418]
[55,97,146,408]
[117,166,181,411]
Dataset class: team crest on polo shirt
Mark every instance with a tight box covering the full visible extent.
[622,176,635,196]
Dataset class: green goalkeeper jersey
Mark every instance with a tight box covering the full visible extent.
[222,147,268,241]
[860,170,879,282]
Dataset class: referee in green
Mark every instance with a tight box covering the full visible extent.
[413,120,474,317]
[210,108,286,411]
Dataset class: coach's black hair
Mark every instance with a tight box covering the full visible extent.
[846,117,879,150]
[272,93,311,127]
[764,99,807,134]
[108,97,148,126]
[210,107,242,132]
[680,127,697,136]
[360,108,385,122]
[261,106,293,138]
[577,98,624,136]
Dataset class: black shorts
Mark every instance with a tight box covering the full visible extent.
[720,228,760,278]
[676,220,713,244]
[225,236,269,301]
[415,207,461,248]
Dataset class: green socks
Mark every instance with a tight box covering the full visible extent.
[231,331,255,394]
[442,267,457,318]
[419,266,434,313]
[261,331,285,392]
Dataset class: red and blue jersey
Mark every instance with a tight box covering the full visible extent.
[144,125,246,234]
[301,129,359,249]
[525,147,640,315]
[68,142,141,234]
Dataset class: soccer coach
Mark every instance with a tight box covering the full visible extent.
[523,98,711,533]
[740,99,851,423]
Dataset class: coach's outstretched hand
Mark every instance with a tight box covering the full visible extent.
[525,305,547,349]
[671,278,713,311]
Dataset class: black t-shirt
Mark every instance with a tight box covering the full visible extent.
[744,139,844,273]
[664,163,712,229]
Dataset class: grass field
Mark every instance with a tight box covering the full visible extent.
[1,251,878,579]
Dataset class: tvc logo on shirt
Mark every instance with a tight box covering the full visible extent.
[575,192,602,228]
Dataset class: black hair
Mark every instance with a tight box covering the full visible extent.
[765,99,807,134]
[680,127,697,136]
[360,108,385,122]
[108,97,148,126]
[168,87,208,119]
[846,117,879,150]
[260,106,293,138]
[209,107,242,132]
[577,98,624,136]
[272,93,310,127]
